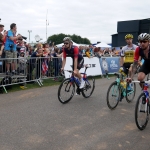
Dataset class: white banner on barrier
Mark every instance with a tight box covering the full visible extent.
[64,57,102,78]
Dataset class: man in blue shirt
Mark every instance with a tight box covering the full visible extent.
[4,23,22,75]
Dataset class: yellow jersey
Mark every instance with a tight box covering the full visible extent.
[121,44,137,63]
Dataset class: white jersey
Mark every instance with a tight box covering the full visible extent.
[121,44,137,63]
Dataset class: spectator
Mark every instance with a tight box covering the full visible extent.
[111,47,117,56]
[27,44,33,55]
[28,47,43,80]
[94,47,102,58]
[89,45,94,56]
[4,23,22,75]
[18,52,27,74]
[52,47,62,80]
[85,48,93,58]
[0,23,7,57]
[103,48,110,56]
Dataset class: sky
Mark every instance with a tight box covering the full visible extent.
[0,0,150,44]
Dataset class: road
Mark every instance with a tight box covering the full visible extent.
[0,77,150,150]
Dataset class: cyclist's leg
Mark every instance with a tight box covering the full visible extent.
[138,62,149,89]
[75,59,84,88]
[129,64,133,78]
[123,63,129,75]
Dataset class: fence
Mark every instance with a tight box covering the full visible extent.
[0,56,120,93]
[0,56,63,93]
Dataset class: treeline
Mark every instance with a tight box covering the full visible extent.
[47,33,91,45]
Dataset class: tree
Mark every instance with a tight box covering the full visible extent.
[47,33,91,45]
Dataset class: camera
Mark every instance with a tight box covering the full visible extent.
[22,36,27,40]
[18,34,27,40]
[9,44,14,52]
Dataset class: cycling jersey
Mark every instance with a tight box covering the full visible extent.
[121,44,137,63]
[134,46,150,75]
[63,46,84,70]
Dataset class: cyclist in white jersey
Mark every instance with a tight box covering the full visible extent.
[120,34,137,77]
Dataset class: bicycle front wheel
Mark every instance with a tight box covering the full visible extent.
[135,93,149,130]
[106,81,120,110]
[58,78,75,104]
[126,82,136,103]
[81,76,95,98]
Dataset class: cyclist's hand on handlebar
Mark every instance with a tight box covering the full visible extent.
[61,68,64,72]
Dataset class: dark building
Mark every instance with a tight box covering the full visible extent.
[112,18,150,47]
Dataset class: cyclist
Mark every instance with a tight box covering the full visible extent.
[130,33,150,88]
[61,37,85,89]
[120,34,137,77]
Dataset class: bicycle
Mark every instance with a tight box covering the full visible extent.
[134,75,150,130]
[58,65,95,104]
[106,71,136,110]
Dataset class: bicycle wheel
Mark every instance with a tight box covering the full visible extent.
[81,76,95,98]
[106,81,120,110]
[135,93,149,130]
[58,78,75,104]
[126,81,136,103]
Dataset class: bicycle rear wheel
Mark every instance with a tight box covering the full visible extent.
[81,76,95,98]
[106,81,120,110]
[126,81,136,103]
[58,78,75,104]
[135,93,149,130]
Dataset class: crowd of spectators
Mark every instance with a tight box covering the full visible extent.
[0,23,63,82]
[79,45,121,58]
[0,22,122,84]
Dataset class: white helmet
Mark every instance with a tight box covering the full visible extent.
[138,33,150,41]
[63,37,72,42]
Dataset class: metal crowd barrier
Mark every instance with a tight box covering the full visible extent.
[0,56,63,93]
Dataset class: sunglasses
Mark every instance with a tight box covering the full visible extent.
[64,42,69,45]
[139,40,148,43]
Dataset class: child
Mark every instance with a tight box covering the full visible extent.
[18,52,27,74]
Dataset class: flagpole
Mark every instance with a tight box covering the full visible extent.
[46,9,48,41]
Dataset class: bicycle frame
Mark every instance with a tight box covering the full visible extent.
[142,83,149,113]
[133,80,150,113]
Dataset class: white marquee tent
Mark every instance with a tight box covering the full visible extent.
[95,42,111,48]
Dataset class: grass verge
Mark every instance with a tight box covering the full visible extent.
[1,74,114,93]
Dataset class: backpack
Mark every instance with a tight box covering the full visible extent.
[0,76,12,93]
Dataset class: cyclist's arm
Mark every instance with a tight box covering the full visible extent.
[120,56,124,66]
[120,49,124,66]
[74,47,79,70]
[62,57,66,69]
[131,47,140,79]
[62,50,66,69]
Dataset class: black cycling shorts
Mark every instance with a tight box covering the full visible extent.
[139,62,150,75]
[123,63,132,75]
[72,58,84,70]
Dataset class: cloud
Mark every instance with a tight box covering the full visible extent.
[0,0,150,44]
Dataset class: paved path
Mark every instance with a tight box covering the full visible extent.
[0,77,150,150]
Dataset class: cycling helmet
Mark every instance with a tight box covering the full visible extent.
[138,33,150,41]
[125,34,133,39]
[63,37,72,42]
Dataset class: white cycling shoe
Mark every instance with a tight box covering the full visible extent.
[79,80,85,89]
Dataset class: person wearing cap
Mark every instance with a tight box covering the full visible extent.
[0,24,7,57]
[4,23,22,75]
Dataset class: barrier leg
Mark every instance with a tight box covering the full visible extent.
[2,86,7,93]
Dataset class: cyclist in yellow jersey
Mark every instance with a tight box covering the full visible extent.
[120,34,137,77]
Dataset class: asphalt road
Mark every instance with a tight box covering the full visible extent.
[0,77,150,150]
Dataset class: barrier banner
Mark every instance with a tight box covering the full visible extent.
[99,57,120,74]
[64,57,102,78]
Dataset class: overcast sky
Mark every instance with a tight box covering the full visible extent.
[0,0,150,44]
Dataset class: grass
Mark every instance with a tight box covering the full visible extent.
[1,74,114,93]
